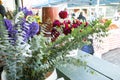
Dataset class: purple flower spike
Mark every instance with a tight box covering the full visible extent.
[4,19,18,45]
[4,19,13,31]
[20,7,33,16]
[26,11,33,16]
[29,22,39,37]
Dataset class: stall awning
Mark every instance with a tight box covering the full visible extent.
[31,0,120,8]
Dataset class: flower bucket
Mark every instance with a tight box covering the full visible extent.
[1,69,57,80]
[1,70,7,80]
[45,68,57,80]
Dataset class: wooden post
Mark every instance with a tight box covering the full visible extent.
[15,0,20,13]
[42,7,59,32]
[21,0,23,8]
[0,0,2,4]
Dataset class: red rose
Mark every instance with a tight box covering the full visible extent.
[59,11,68,19]
[53,20,61,27]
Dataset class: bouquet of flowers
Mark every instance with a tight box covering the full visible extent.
[0,7,111,80]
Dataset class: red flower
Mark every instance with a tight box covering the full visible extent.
[51,28,60,42]
[60,23,64,25]
[72,23,78,28]
[76,20,82,26]
[51,37,56,42]
[53,20,61,27]
[67,20,71,24]
[63,27,72,35]
[63,23,72,35]
[59,11,68,19]
[84,22,89,27]
[51,28,60,38]
[64,21,70,28]
[51,28,57,35]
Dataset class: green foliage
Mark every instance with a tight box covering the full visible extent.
[0,14,31,80]
[20,34,87,80]
[20,18,111,80]
[0,14,17,80]
[21,35,53,80]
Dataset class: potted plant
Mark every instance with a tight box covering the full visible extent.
[0,8,111,80]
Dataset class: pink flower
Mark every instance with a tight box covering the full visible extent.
[59,11,68,19]
[53,20,61,27]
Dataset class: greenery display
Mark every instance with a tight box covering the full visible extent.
[0,8,111,80]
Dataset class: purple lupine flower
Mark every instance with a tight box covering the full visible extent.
[20,20,30,34]
[14,21,30,42]
[22,33,29,42]
[19,20,39,42]
[4,19,18,45]
[21,7,28,14]
[20,7,33,17]
[20,18,26,25]
[26,11,33,16]
[19,21,31,41]
[29,22,39,37]
[4,19,13,31]
[8,29,18,43]
[4,8,38,43]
